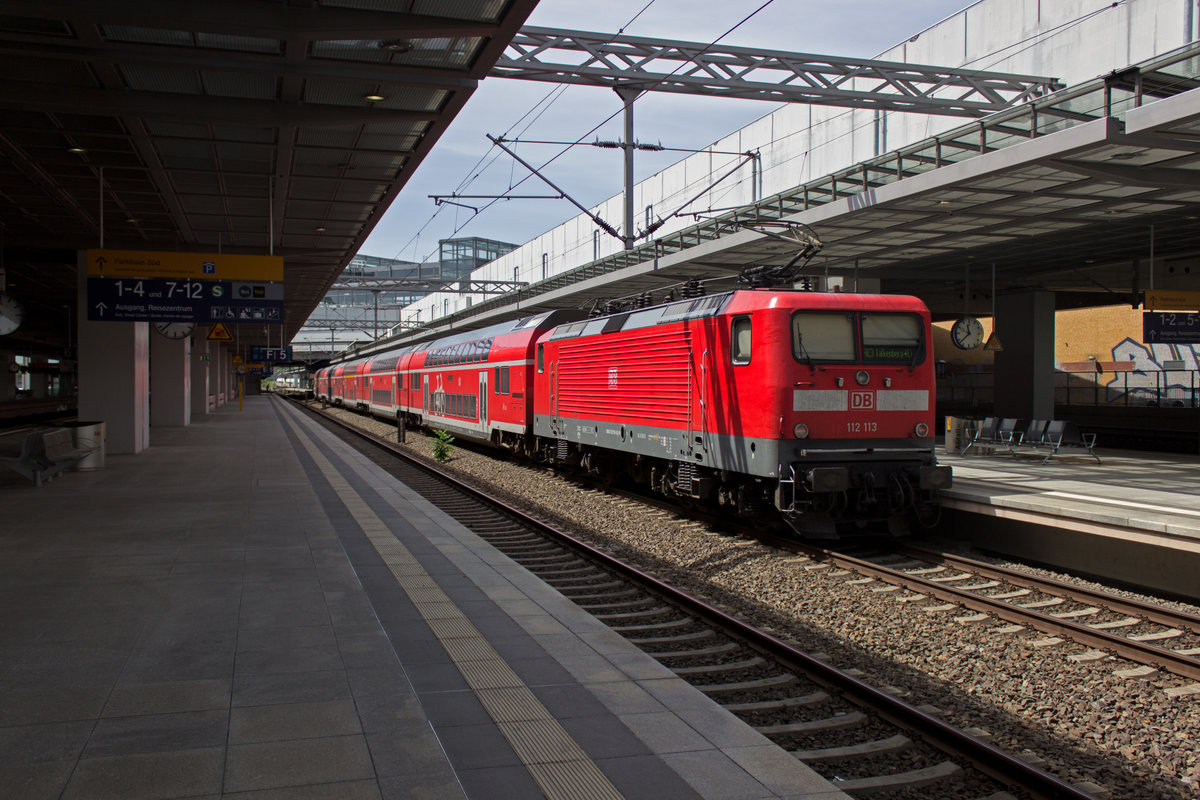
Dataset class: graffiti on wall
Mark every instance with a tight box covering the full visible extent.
[1108,338,1199,403]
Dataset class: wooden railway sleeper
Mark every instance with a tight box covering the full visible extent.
[791,733,914,761]
[612,617,703,634]
[725,691,831,714]
[670,656,766,676]
[578,597,656,613]
[831,761,963,795]
[626,628,719,645]
[756,710,866,735]
[652,641,742,659]
[591,606,678,623]
[696,673,799,694]
[562,587,641,603]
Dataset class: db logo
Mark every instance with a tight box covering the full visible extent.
[850,391,874,410]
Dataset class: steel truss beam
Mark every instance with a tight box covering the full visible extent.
[495,27,1063,117]
[329,278,528,294]
[301,319,419,331]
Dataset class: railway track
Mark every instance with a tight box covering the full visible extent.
[802,544,1200,685]
[297,399,1100,800]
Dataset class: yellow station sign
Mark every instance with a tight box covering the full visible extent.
[87,249,283,281]
[207,323,234,342]
[1145,289,1200,311]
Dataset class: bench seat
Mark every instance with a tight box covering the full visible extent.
[0,428,96,486]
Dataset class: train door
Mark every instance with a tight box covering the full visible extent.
[423,374,430,415]
[684,330,705,459]
[478,371,488,429]
[549,360,559,436]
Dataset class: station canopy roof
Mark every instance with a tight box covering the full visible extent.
[0,0,537,348]
[371,42,1200,354]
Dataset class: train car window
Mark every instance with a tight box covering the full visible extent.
[537,344,545,373]
[792,313,856,363]
[501,365,510,395]
[861,313,923,364]
[494,366,500,389]
[731,316,752,365]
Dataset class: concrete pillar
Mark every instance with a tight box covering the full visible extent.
[994,289,1056,420]
[77,317,150,455]
[150,333,190,426]
[219,345,230,406]
[191,327,211,418]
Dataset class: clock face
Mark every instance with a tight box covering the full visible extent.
[950,316,984,350]
[0,294,25,336]
[154,322,195,340]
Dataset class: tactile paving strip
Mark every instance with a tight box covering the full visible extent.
[283,412,624,800]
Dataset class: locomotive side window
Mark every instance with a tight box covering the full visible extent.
[792,313,856,363]
[861,313,924,364]
[731,316,752,365]
[537,344,545,373]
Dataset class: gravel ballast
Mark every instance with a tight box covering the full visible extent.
[317,405,1200,800]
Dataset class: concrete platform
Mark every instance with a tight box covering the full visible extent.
[936,443,1200,600]
[0,396,847,800]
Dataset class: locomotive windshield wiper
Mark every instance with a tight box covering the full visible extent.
[796,334,814,368]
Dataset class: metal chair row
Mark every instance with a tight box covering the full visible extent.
[960,417,1100,464]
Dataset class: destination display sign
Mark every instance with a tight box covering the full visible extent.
[1143,311,1200,344]
[1144,289,1200,311]
[250,346,293,362]
[87,277,283,324]
[87,249,284,281]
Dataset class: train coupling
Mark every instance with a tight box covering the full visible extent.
[918,465,953,490]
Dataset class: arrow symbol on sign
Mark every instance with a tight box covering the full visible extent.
[95,301,108,317]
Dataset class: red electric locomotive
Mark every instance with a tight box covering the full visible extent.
[532,289,950,536]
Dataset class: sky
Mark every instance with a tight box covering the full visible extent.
[360,0,976,264]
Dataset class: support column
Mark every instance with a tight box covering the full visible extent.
[77,313,149,454]
[150,333,190,426]
[215,344,228,407]
[190,327,211,418]
[994,289,1056,420]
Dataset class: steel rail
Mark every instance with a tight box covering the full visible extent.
[906,545,1200,635]
[804,546,1200,682]
[293,398,1098,800]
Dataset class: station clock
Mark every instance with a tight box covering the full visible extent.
[153,322,195,340]
[0,293,25,336]
[950,316,985,350]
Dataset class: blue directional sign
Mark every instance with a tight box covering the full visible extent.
[250,346,293,362]
[87,277,283,324]
[1143,311,1200,344]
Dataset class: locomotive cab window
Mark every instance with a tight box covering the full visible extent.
[731,316,752,364]
[861,313,923,364]
[792,313,856,363]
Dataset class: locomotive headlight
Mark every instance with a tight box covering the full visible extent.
[855,370,870,385]
[794,422,810,439]
[915,422,930,438]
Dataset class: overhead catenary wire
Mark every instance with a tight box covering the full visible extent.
[386,1,664,265]
[400,0,1128,321]
[407,0,779,261]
